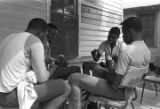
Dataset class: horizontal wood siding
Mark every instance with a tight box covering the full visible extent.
[79,0,123,57]
[0,0,47,44]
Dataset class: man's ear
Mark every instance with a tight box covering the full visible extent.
[38,30,45,38]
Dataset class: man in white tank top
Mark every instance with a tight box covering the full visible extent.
[0,18,71,109]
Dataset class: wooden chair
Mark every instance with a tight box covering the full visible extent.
[140,63,160,104]
[85,65,149,109]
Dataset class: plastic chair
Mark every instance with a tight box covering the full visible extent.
[85,65,149,109]
[140,63,160,104]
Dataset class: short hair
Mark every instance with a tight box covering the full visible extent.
[48,23,58,30]
[121,17,143,32]
[27,18,48,32]
[109,27,120,36]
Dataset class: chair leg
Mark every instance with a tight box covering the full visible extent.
[130,102,135,109]
[62,100,68,109]
[154,83,158,96]
[97,102,101,109]
[140,82,146,104]
[84,99,89,109]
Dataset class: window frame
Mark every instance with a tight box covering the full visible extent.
[46,0,79,59]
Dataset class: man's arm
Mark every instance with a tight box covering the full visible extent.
[92,41,106,62]
[98,41,115,69]
[31,42,50,83]
[112,50,130,88]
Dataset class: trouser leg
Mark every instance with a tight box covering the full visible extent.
[34,79,71,109]
[0,89,18,108]
[68,73,124,109]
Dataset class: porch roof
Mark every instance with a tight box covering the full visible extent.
[123,0,160,9]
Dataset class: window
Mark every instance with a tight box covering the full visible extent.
[139,13,155,47]
[49,0,78,59]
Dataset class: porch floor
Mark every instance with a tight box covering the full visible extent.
[132,87,160,109]
[0,88,160,109]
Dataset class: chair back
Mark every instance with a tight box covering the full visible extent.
[120,65,149,88]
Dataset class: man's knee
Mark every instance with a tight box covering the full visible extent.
[69,73,82,86]
[69,73,81,81]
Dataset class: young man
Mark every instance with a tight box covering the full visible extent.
[44,23,58,59]
[83,27,126,80]
[0,18,71,109]
[45,23,81,80]
[68,17,151,109]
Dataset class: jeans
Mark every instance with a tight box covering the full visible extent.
[0,79,71,109]
[0,89,18,108]
[68,73,125,109]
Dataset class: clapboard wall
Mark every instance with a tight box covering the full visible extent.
[79,0,123,57]
[0,0,123,65]
[0,0,47,44]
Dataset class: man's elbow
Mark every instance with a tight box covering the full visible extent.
[38,77,48,83]
[38,72,50,83]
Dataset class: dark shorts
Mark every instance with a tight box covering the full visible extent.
[0,89,18,108]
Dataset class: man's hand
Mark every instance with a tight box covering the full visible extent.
[91,49,101,62]
[55,55,68,67]
[112,56,118,63]
[106,59,115,73]
[45,57,56,69]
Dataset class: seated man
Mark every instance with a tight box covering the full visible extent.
[68,17,151,109]
[83,27,126,80]
[45,23,81,79]
[0,18,71,109]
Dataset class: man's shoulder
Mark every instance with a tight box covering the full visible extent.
[101,40,108,44]
[10,32,39,41]
[26,34,41,45]
[24,33,42,51]
[118,44,132,58]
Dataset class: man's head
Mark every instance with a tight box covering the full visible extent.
[47,23,58,43]
[26,18,48,42]
[121,17,143,44]
[108,27,120,46]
